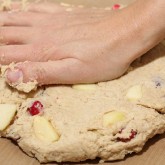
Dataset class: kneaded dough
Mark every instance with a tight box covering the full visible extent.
[0,43,165,163]
[1,1,165,163]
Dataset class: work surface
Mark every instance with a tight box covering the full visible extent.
[1,133,165,165]
[0,0,165,165]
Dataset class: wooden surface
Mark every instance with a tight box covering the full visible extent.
[1,0,165,165]
[1,134,165,165]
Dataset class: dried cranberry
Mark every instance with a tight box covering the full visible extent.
[117,129,137,142]
[112,4,120,10]
[27,101,43,116]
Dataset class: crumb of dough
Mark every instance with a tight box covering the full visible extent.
[8,80,38,93]
[0,0,11,11]
[0,0,28,11]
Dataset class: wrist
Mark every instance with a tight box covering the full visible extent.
[120,0,165,61]
[101,0,165,64]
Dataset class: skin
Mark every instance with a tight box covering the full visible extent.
[0,0,165,86]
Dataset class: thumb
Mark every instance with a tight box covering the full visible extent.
[6,59,87,85]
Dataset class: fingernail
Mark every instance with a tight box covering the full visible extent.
[6,69,23,84]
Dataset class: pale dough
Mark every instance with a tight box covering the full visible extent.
[0,1,165,163]
[0,43,164,163]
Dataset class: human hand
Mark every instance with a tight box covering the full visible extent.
[0,1,163,85]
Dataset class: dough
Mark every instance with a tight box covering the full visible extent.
[0,1,165,163]
[0,43,165,163]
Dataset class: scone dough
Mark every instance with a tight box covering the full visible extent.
[0,43,165,163]
[0,1,165,163]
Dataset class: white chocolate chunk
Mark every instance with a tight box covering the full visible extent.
[0,104,17,131]
[72,84,97,90]
[33,116,59,142]
[126,85,142,101]
[103,111,125,127]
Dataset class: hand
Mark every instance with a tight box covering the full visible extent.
[0,1,164,85]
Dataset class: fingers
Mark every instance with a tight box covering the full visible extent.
[6,59,88,85]
[9,2,68,13]
[0,45,37,64]
[0,26,68,46]
[0,11,51,26]
[0,4,111,27]
[0,26,33,44]
[0,11,105,28]
[0,43,68,64]
[0,11,33,26]
[22,2,112,15]
[26,2,67,13]
[5,1,111,15]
